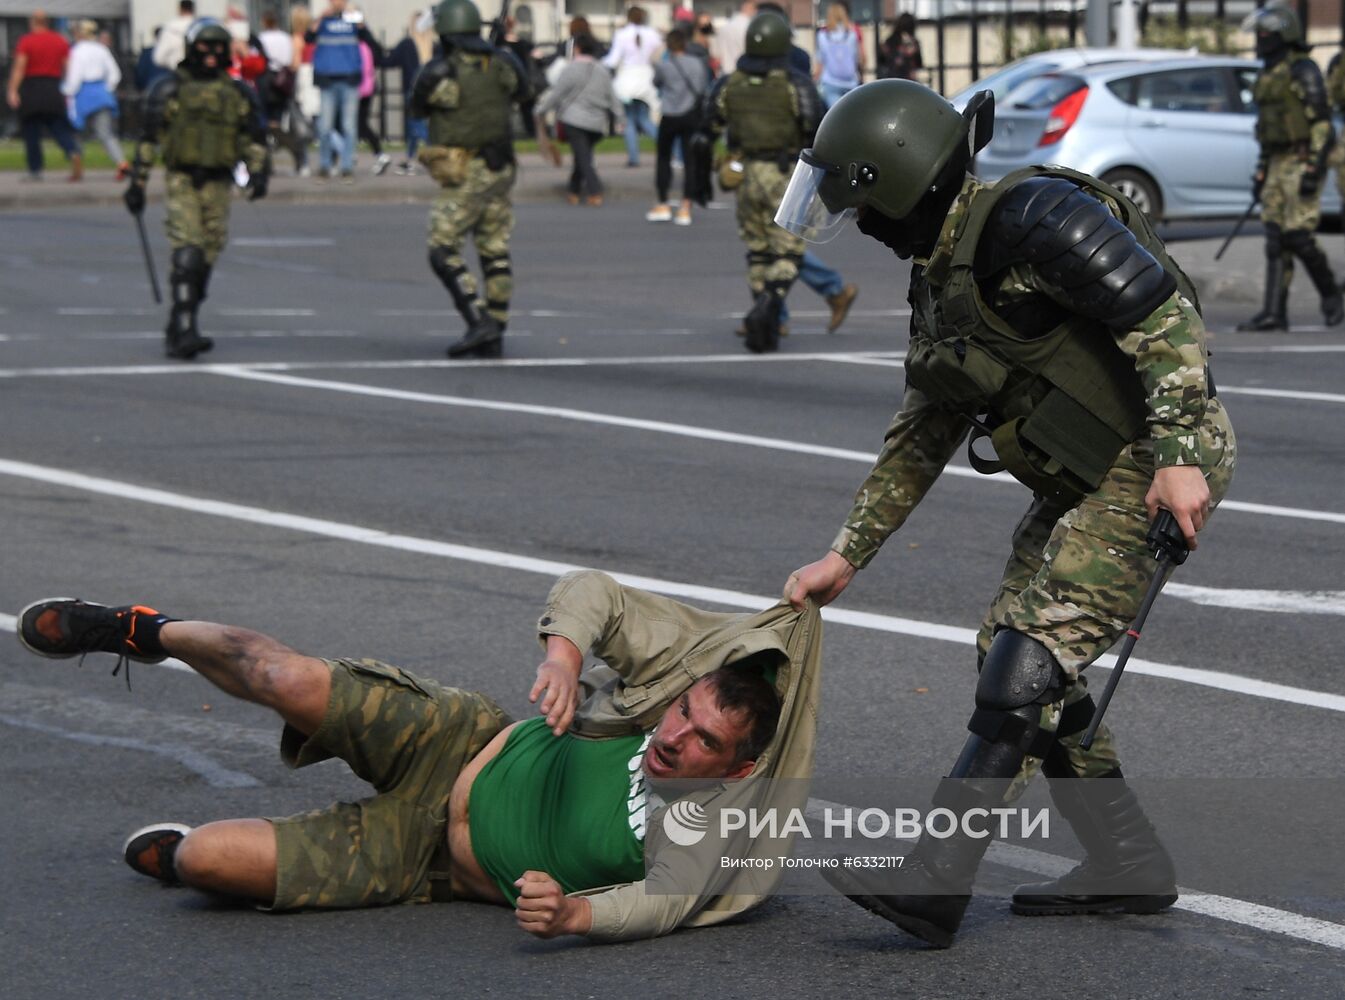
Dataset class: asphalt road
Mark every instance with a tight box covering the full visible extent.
[2,198,1343,999]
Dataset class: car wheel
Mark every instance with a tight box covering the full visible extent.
[1101,168,1162,220]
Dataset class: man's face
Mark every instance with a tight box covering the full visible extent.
[643,678,756,782]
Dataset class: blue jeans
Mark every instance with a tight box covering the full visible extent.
[780,252,845,325]
[21,113,79,176]
[623,100,658,165]
[406,117,429,162]
[318,80,359,173]
[819,81,857,110]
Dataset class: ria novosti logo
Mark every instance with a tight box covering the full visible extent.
[662,800,710,846]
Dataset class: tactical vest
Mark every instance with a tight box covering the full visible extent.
[1254,59,1312,147]
[161,74,241,171]
[904,165,1200,504]
[427,52,513,149]
[722,69,802,156]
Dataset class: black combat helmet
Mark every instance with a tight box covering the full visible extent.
[745,11,791,58]
[183,19,231,76]
[1244,1,1305,58]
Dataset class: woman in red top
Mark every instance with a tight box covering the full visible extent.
[5,11,82,181]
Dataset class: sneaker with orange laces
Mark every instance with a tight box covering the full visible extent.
[17,599,172,685]
[123,823,192,883]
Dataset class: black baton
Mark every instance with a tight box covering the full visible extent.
[1214,198,1259,262]
[134,211,162,304]
[1079,509,1190,750]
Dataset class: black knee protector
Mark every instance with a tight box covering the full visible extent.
[1263,223,1284,258]
[479,253,512,279]
[746,250,772,268]
[170,245,206,292]
[967,630,1066,757]
[428,245,473,310]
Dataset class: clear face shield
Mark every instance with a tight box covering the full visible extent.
[774,149,857,244]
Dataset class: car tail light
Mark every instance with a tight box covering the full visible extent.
[1038,86,1089,147]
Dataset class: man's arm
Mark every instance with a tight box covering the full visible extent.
[529,634,582,735]
[514,871,593,937]
[7,51,28,109]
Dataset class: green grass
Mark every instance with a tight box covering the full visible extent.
[0,135,654,171]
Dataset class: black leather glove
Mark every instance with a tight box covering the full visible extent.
[1299,165,1321,198]
[1251,168,1265,202]
[123,181,146,215]
[247,171,269,201]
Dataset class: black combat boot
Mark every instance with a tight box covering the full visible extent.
[743,280,791,354]
[1237,256,1289,331]
[1285,228,1344,326]
[165,246,212,359]
[822,630,1066,947]
[1011,764,1177,916]
[430,245,504,358]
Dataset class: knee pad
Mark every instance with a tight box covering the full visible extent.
[170,245,206,284]
[428,245,462,282]
[746,251,772,268]
[967,630,1066,756]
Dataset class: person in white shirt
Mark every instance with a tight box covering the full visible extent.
[603,5,662,167]
[63,19,127,176]
[153,1,196,70]
[258,12,294,70]
[714,0,756,75]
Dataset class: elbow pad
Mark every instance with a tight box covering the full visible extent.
[986,176,1177,332]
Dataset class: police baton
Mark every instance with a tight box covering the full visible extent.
[1214,198,1259,262]
[134,211,162,304]
[1079,509,1190,750]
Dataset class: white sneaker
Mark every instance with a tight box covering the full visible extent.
[646,204,673,223]
[373,153,392,176]
[674,209,692,226]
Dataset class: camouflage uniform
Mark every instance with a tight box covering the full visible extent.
[1239,51,1340,328]
[411,37,528,356]
[270,658,510,910]
[831,175,1237,791]
[710,57,822,351]
[1327,53,1345,208]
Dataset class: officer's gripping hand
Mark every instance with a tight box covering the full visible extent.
[1145,465,1210,551]
[514,871,592,938]
[1299,165,1321,198]
[784,550,857,610]
[530,634,582,735]
[247,171,269,201]
[123,181,146,216]
[1251,168,1266,201]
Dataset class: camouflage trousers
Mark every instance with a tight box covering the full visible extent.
[268,658,510,911]
[165,172,233,265]
[1260,151,1323,233]
[428,158,516,325]
[736,160,804,295]
[973,399,1237,795]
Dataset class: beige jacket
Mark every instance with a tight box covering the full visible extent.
[536,570,823,943]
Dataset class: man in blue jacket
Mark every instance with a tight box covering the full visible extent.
[305,0,382,180]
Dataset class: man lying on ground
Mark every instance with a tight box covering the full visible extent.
[16,569,822,941]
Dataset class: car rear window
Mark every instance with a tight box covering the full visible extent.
[1004,73,1086,110]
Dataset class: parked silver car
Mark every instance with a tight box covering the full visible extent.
[972,55,1340,220]
[948,47,1198,111]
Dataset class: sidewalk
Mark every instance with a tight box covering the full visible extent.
[0,151,657,212]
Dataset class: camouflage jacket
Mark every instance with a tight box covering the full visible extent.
[537,570,822,942]
[832,175,1212,569]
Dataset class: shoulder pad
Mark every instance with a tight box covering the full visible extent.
[1291,56,1329,115]
[494,47,529,99]
[985,175,1177,331]
[232,78,266,142]
[410,58,454,116]
[140,74,180,139]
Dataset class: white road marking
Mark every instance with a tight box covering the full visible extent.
[230,237,335,247]
[1215,385,1345,404]
[1165,583,1345,615]
[1217,344,1345,353]
[1,456,1341,715]
[57,307,156,316]
[218,308,318,317]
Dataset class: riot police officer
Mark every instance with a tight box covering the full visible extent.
[1238,2,1341,331]
[778,80,1236,947]
[123,19,270,360]
[411,0,531,359]
[704,11,822,353]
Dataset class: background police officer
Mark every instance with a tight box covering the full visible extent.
[777,80,1236,947]
[123,19,270,360]
[1238,3,1341,331]
[705,10,822,353]
[412,0,531,359]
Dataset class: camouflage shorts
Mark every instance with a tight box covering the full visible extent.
[267,658,510,911]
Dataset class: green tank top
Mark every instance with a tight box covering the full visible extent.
[469,718,650,902]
